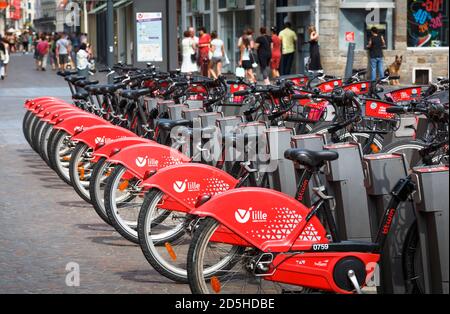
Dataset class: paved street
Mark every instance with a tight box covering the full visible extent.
[0,54,190,294]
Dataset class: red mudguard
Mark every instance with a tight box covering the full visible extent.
[53,114,110,136]
[190,187,328,253]
[141,163,239,212]
[47,110,89,125]
[107,143,191,180]
[93,137,153,160]
[36,104,74,119]
[70,125,137,149]
[31,100,71,113]
[24,97,63,109]
[41,108,80,123]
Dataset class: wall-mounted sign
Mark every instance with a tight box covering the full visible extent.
[407,0,449,47]
[136,12,163,62]
[345,32,355,42]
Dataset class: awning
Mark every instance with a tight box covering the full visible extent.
[339,1,395,9]
[88,0,133,15]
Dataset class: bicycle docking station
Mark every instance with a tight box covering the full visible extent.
[363,153,414,293]
[182,108,203,121]
[265,127,297,197]
[383,114,417,145]
[411,166,449,294]
[323,142,372,242]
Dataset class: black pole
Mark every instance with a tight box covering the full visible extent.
[344,42,356,82]
[106,0,114,73]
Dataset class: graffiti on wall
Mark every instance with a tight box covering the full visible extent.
[407,0,449,47]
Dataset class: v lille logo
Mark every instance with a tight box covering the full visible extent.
[235,208,250,224]
[173,180,187,193]
[94,136,106,145]
[136,156,147,168]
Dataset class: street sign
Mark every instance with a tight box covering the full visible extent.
[345,32,355,42]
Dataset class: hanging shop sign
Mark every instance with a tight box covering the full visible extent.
[136,12,163,62]
[407,0,449,47]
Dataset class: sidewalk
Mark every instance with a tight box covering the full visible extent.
[0,53,190,293]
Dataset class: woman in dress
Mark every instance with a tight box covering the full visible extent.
[180,30,198,74]
[308,25,323,73]
[270,26,281,78]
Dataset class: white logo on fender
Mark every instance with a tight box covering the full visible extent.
[95,136,106,145]
[173,180,187,193]
[135,156,159,168]
[235,208,267,224]
[136,156,146,168]
[235,208,251,224]
[173,180,200,193]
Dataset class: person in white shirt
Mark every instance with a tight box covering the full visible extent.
[181,30,198,74]
[209,31,224,79]
[76,43,90,79]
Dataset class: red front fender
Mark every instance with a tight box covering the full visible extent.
[107,143,191,179]
[191,188,328,253]
[141,163,238,211]
[47,110,88,125]
[31,100,71,114]
[36,104,73,119]
[41,108,80,123]
[53,114,109,136]
[25,97,62,109]
[93,137,153,159]
[70,125,137,149]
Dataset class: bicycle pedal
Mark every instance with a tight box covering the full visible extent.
[348,270,363,294]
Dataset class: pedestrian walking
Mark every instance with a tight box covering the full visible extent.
[279,22,297,75]
[270,26,281,79]
[76,43,90,79]
[255,27,272,85]
[209,31,224,79]
[36,35,50,71]
[239,37,256,83]
[49,35,57,71]
[1,37,10,78]
[0,37,6,80]
[56,33,71,71]
[307,25,323,74]
[367,26,386,81]
[180,30,198,74]
[197,27,211,77]
[22,31,29,53]
[33,34,41,70]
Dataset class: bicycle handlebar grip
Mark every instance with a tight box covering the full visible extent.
[233,90,250,96]
[386,106,407,114]
[291,94,311,100]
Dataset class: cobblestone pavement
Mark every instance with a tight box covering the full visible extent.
[0,54,190,294]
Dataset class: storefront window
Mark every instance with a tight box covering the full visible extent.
[407,0,449,47]
[339,8,393,51]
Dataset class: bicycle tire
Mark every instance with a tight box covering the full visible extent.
[69,142,93,204]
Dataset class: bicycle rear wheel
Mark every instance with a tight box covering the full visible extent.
[187,218,307,294]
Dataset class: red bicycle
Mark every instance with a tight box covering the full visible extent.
[186,147,417,294]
